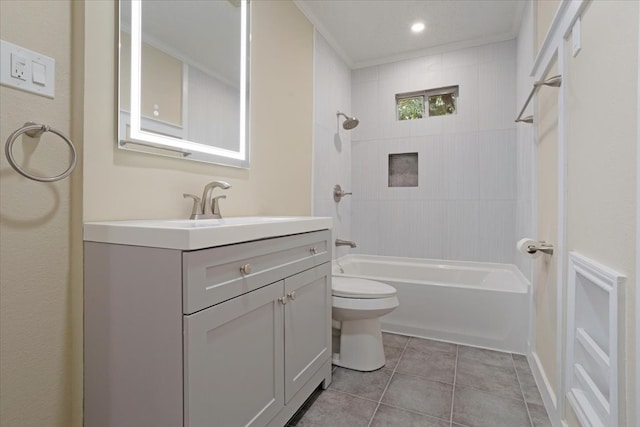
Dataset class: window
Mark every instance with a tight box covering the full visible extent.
[396,85,458,120]
[396,94,425,120]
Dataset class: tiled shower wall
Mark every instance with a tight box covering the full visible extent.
[312,31,353,259]
[350,41,519,263]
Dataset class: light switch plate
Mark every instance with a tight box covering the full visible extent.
[1,39,55,98]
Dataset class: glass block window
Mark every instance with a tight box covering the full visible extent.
[396,85,458,120]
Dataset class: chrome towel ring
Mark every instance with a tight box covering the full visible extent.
[4,121,77,182]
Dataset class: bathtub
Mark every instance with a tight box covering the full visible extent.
[333,254,530,354]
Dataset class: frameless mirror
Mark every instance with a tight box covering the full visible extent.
[118,0,250,168]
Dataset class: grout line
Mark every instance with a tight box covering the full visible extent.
[449,344,459,425]
[327,387,381,405]
[366,335,410,427]
[511,353,535,427]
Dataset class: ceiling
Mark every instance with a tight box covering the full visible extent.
[295,0,526,69]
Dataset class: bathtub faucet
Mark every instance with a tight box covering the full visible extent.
[335,239,357,248]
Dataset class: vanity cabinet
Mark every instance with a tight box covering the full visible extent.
[84,229,332,427]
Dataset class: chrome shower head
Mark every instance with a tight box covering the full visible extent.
[337,111,359,130]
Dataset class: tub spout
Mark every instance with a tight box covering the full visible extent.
[335,239,357,248]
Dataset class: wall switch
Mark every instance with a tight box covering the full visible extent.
[32,61,46,85]
[1,39,55,98]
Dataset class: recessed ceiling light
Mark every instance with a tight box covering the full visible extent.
[411,22,425,33]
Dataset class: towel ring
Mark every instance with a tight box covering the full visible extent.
[5,122,77,182]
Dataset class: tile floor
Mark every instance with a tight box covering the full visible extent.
[287,333,551,427]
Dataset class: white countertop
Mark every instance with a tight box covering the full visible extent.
[84,216,333,250]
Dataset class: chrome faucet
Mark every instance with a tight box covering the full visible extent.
[335,239,357,248]
[183,180,231,219]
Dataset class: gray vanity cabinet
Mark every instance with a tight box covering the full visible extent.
[84,229,332,427]
[184,280,285,427]
[283,266,331,403]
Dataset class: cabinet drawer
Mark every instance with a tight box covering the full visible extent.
[182,230,330,314]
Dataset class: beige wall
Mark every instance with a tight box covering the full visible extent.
[534,0,639,425]
[0,1,74,426]
[81,0,313,221]
[536,0,561,52]
[2,1,314,426]
[565,1,638,425]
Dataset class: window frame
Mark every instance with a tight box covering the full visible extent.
[395,85,459,120]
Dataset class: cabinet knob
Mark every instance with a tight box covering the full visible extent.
[287,291,297,301]
[278,296,288,305]
[240,263,252,275]
[310,247,317,255]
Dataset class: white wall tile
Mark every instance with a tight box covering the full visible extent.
[351,139,381,201]
[445,201,480,261]
[351,200,380,255]
[351,80,379,141]
[409,53,443,75]
[478,201,517,264]
[412,200,447,259]
[444,132,480,200]
[478,39,516,64]
[442,65,479,134]
[420,135,448,200]
[478,129,517,200]
[347,39,520,265]
[478,58,517,131]
[442,46,479,69]
[313,31,352,259]
[352,65,379,84]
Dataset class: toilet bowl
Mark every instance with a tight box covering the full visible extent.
[331,277,399,371]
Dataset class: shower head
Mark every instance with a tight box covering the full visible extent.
[337,111,359,130]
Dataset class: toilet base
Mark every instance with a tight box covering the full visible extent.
[332,318,386,371]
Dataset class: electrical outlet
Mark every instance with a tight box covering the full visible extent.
[11,53,27,80]
[1,39,55,98]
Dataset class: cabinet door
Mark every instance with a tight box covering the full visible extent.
[284,264,331,403]
[184,281,284,427]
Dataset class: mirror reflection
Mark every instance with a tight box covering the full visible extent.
[119,0,250,167]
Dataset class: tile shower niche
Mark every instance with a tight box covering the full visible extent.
[389,152,418,187]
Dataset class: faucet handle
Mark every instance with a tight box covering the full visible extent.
[183,194,202,219]
[211,195,227,217]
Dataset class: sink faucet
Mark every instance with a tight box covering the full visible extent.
[335,239,357,248]
[183,180,231,219]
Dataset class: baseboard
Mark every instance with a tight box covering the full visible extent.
[529,351,563,427]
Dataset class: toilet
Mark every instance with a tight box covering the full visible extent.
[331,277,399,371]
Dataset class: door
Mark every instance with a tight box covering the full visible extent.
[534,61,561,399]
[183,281,284,427]
[284,264,331,403]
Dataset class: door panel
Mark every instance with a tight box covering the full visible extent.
[184,281,284,427]
[284,264,331,403]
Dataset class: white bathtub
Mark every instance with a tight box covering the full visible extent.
[333,254,530,354]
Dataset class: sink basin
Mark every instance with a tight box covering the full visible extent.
[84,216,332,250]
[134,217,297,228]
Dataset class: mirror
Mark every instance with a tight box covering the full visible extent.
[118,0,250,168]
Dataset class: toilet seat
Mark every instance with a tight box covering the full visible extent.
[332,277,397,299]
